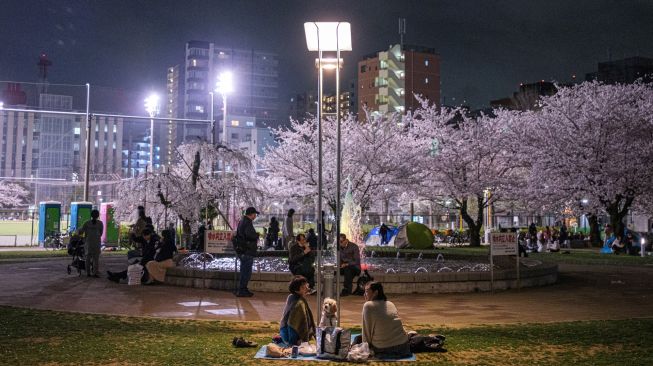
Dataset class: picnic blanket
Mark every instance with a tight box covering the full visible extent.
[254,344,416,362]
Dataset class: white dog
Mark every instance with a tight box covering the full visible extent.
[319,297,338,327]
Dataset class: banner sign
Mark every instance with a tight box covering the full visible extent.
[490,232,517,256]
[205,230,235,254]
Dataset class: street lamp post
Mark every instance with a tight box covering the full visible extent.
[144,94,161,172]
[304,21,351,326]
[216,72,233,145]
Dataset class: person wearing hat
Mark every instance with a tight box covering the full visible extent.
[234,206,260,297]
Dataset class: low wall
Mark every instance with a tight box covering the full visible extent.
[165,262,558,294]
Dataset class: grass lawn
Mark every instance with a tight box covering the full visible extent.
[0,306,651,365]
[0,221,37,235]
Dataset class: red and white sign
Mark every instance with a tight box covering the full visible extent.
[205,230,234,254]
[490,232,517,256]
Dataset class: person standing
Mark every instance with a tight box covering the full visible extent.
[379,223,389,245]
[528,222,537,248]
[306,228,318,250]
[338,233,361,296]
[234,207,260,297]
[78,209,103,277]
[267,217,280,249]
[282,209,295,250]
[289,233,316,291]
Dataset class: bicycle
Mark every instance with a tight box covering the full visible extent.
[44,232,66,251]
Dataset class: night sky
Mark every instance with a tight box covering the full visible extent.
[1,0,652,110]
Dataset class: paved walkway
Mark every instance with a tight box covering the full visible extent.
[1,256,652,327]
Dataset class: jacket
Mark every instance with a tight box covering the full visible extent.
[236,216,259,256]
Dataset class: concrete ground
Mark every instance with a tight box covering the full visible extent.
[1,255,652,327]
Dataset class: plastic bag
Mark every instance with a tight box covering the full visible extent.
[298,342,317,356]
[347,342,370,362]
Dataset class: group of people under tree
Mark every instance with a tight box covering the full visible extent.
[265,209,328,251]
[106,206,177,284]
[280,275,412,359]
[234,206,363,298]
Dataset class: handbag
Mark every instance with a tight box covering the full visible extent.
[316,327,351,360]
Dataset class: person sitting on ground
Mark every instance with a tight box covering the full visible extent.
[338,233,361,296]
[279,275,316,346]
[361,281,411,359]
[288,233,316,292]
[611,235,624,254]
[145,228,178,284]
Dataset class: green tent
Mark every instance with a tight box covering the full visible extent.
[391,222,434,249]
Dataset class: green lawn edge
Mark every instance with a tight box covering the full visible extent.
[1,306,652,365]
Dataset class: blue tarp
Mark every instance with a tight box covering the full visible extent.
[365,225,399,246]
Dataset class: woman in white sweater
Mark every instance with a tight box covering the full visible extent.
[362,282,411,359]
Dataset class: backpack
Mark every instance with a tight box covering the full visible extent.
[316,327,351,360]
[409,334,447,353]
[352,270,374,296]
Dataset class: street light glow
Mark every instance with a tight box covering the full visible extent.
[314,58,344,70]
[304,22,352,51]
[0,101,4,109]
[216,72,233,95]
[144,94,160,117]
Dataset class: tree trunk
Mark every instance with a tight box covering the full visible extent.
[588,214,602,247]
[605,195,634,238]
[459,195,484,247]
[182,220,192,248]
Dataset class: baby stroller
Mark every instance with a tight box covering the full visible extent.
[67,234,87,276]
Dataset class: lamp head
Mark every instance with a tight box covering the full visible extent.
[216,71,233,95]
[144,94,160,117]
[304,22,352,52]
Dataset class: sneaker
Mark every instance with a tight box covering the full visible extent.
[236,291,254,297]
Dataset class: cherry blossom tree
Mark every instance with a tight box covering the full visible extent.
[0,181,30,208]
[259,113,419,216]
[404,104,525,246]
[114,141,261,246]
[520,81,653,242]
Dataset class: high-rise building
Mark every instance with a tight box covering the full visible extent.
[183,41,279,142]
[164,65,181,165]
[1,88,124,204]
[585,56,653,84]
[121,130,160,178]
[358,44,440,121]
[288,91,317,123]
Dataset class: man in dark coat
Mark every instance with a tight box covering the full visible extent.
[235,207,260,297]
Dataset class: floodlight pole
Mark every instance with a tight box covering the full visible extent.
[335,23,343,328]
[209,91,215,145]
[316,31,324,326]
[83,83,91,201]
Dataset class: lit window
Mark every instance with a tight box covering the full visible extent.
[425,59,429,67]
[74,127,80,135]
[246,121,254,127]
[113,125,117,133]
[425,78,429,84]
[231,120,240,126]
[192,59,197,67]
